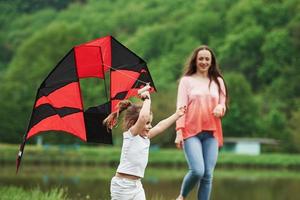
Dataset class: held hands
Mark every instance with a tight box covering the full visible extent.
[175,104,224,149]
[176,106,186,118]
[213,104,225,118]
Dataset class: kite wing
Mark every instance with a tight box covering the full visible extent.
[16,36,156,172]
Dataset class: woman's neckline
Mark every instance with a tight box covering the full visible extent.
[188,75,210,82]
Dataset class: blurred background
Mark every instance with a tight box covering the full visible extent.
[0,0,299,199]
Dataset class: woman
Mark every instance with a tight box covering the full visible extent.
[175,45,229,200]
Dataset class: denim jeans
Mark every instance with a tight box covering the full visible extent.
[180,131,219,200]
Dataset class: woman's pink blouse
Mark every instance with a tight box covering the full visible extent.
[176,76,226,146]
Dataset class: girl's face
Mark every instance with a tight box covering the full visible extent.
[140,114,153,138]
[196,49,212,74]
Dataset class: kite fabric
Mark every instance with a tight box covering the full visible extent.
[16,35,156,172]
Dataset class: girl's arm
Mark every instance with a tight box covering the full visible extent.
[148,107,185,139]
[130,91,151,136]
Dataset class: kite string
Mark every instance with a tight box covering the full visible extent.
[102,63,149,85]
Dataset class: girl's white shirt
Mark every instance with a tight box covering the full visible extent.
[116,130,150,178]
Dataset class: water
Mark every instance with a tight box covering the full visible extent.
[1,165,300,200]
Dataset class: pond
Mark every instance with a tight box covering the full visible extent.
[1,165,300,200]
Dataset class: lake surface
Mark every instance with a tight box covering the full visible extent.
[1,165,300,200]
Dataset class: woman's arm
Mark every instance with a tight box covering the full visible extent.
[148,107,185,139]
[175,77,189,148]
[213,77,226,117]
[176,77,188,131]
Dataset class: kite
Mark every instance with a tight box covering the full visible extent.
[16,35,156,172]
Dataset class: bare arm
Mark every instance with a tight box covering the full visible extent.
[175,129,184,149]
[148,107,185,139]
[213,77,227,117]
[176,77,188,131]
[130,92,151,136]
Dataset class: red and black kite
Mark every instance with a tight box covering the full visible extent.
[16,35,156,172]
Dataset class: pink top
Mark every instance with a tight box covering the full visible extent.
[176,76,226,146]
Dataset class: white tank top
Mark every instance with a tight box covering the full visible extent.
[116,130,150,178]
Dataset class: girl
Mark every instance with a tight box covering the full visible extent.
[103,89,185,200]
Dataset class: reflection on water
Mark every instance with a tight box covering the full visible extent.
[1,165,300,200]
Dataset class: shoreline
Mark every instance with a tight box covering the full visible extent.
[1,144,300,169]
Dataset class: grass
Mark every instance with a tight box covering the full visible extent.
[2,143,300,200]
[2,143,300,169]
[0,186,178,200]
[3,165,300,183]
[0,186,68,200]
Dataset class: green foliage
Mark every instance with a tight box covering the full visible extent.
[222,73,260,137]
[0,186,68,200]
[2,0,79,14]
[218,22,264,89]
[288,14,300,50]
[0,22,87,143]
[2,144,300,169]
[127,24,177,60]
[287,105,300,152]
[6,9,57,49]
[150,86,178,146]
[259,29,293,84]
[0,0,79,72]
[0,0,299,151]
[261,106,288,140]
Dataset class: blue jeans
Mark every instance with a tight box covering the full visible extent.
[180,132,218,200]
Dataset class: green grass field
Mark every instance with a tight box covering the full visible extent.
[1,143,300,169]
[0,187,67,200]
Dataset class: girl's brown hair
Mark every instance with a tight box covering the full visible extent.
[103,100,143,131]
[183,45,229,110]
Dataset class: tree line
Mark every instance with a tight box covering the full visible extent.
[0,0,299,152]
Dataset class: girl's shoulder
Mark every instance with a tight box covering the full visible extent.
[123,129,133,138]
[123,129,139,138]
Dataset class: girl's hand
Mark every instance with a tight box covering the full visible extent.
[176,106,186,118]
[213,104,225,117]
[175,130,184,149]
[138,83,151,95]
[140,91,150,100]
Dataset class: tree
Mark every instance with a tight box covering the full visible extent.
[218,21,264,90]
[287,104,300,152]
[222,72,260,137]
[0,22,88,143]
[259,29,293,85]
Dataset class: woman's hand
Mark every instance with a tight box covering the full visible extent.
[213,104,225,118]
[175,130,184,149]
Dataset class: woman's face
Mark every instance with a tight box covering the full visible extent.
[196,49,212,74]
